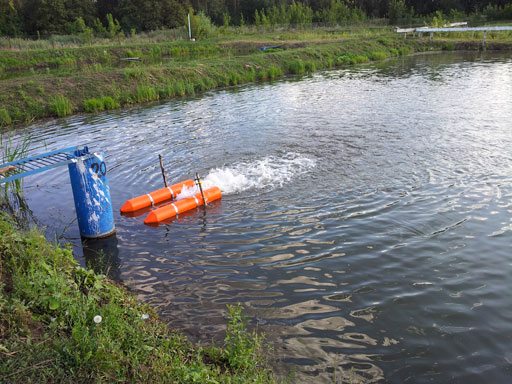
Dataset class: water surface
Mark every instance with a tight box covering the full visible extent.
[6,51,512,383]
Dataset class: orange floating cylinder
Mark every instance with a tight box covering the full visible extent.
[144,186,222,224]
[120,179,195,213]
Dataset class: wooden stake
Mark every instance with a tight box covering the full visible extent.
[195,173,207,207]
[158,155,168,187]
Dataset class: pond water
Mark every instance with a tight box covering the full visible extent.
[6,51,512,383]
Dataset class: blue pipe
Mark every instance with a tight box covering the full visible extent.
[68,152,115,238]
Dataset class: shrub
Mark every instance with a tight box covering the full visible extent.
[106,13,122,38]
[190,11,216,39]
[49,95,73,117]
[72,17,93,44]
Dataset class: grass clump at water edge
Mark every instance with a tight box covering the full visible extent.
[48,95,73,117]
[0,108,12,126]
[0,133,30,202]
[134,85,159,103]
[83,96,120,113]
[0,214,277,383]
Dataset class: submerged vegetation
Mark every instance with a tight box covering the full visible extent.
[0,214,276,383]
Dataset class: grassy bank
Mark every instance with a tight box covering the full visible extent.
[1,27,512,128]
[0,214,277,383]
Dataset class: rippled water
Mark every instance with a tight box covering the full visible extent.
[5,51,512,383]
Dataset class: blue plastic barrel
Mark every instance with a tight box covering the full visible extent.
[68,152,115,238]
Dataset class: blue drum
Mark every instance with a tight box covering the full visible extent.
[68,152,115,238]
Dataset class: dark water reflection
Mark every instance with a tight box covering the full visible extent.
[5,51,512,383]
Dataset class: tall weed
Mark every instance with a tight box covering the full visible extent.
[49,95,73,117]
[0,108,12,126]
[135,85,159,102]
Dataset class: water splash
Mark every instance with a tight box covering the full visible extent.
[176,153,316,199]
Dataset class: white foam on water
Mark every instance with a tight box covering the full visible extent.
[176,153,316,199]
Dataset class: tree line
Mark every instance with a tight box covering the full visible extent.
[1,0,512,37]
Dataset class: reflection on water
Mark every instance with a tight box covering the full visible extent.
[82,235,121,281]
[6,51,512,383]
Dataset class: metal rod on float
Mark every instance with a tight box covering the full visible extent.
[195,173,207,207]
[158,154,168,187]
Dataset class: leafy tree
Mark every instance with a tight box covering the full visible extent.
[117,0,187,32]
[106,13,122,38]
[21,0,96,35]
[71,17,94,42]
[96,0,120,21]
[92,18,108,37]
[190,10,216,38]
[288,1,314,27]
[5,0,512,36]
[0,0,23,36]
[22,0,67,35]
[388,0,413,24]
[317,0,366,24]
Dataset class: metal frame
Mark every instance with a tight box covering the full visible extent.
[416,26,512,33]
[0,145,90,184]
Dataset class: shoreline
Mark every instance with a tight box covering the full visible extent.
[0,213,277,382]
[1,30,511,130]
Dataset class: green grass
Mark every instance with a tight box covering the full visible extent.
[288,59,306,75]
[135,85,159,103]
[0,214,277,383]
[49,95,73,117]
[0,134,30,201]
[0,108,11,126]
[83,96,120,113]
[368,50,389,61]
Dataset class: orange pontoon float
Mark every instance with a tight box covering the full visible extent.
[144,186,222,224]
[120,179,195,213]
